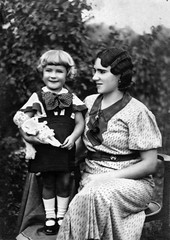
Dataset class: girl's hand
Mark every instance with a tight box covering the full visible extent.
[61,135,75,150]
[26,135,43,144]
[19,128,42,144]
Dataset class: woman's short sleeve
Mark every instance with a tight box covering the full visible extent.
[128,109,162,150]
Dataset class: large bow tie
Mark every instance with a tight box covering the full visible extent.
[42,91,73,110]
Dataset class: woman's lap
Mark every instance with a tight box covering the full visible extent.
[57,178,154,240]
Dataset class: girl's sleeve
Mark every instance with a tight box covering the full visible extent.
[128,108,162,150]
[72,94,87,113]
[13,93,43,128]
[19,93,43,114]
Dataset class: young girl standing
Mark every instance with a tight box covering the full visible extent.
[13,50,86,235]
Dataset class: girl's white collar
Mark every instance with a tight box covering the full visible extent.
[42,86,68,94]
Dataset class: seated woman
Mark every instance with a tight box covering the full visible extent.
[56,47,162,240]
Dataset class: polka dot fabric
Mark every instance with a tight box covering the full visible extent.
[57,177,154,240]
[83,94,162,155]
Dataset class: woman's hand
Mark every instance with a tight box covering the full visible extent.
[110,149,158,179]
[80,172,109,189]
[19,128,42,144]
[81,173,98,185]
[79,149,158,190]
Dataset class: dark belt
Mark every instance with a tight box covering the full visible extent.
[87,151,140,162]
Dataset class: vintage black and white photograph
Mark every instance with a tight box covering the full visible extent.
[0,0,170,239]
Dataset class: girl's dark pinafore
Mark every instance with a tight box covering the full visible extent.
[28,91,76,173]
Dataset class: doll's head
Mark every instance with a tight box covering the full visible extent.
[96,47,134,91]
[37,49,77,79]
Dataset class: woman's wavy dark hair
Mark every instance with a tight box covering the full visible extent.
[96,47,134,92]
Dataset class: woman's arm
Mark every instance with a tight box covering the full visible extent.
[112,149,158,179]
[81,149,158,185]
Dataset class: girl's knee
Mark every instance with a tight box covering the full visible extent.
[56,173,72,195]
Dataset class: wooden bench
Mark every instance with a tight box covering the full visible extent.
[145,154,170,239]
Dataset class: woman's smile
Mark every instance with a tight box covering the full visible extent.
[96,82,103,87]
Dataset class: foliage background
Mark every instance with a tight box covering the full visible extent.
[0,0,170,239]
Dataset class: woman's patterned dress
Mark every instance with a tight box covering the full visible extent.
[56,93,162,240]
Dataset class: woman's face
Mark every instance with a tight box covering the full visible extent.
[93,58,120,95]
[42,65,67,92]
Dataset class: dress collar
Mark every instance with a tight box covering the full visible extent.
[86,92,132,146]
[89,92,132,122]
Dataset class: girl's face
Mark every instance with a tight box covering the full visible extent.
[93,58,120,95]
[42,65,67,92]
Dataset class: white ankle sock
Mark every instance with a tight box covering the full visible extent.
[43,198,56,226]
[57,196,70,225]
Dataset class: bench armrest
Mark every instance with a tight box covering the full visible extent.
[157,153,170,239]
[158,153,170,162]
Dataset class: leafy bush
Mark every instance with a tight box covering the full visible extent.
[0,137,27,237]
